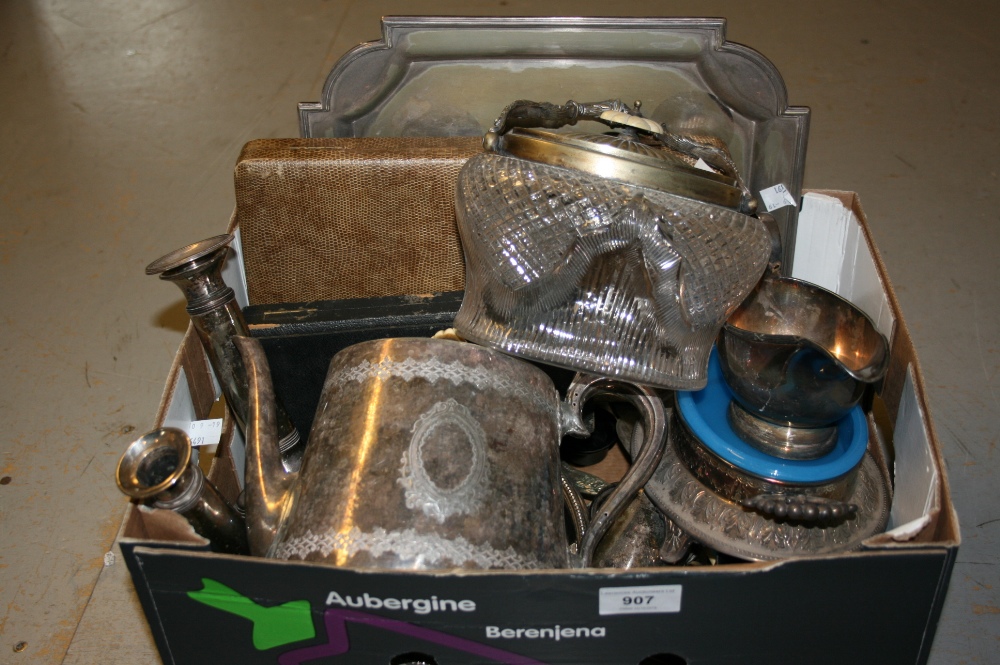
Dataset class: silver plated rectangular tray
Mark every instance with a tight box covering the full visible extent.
[299,16,809,270]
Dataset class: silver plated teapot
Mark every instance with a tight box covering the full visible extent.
[236,336,666,569]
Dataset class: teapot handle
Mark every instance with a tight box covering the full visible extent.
[561,375,668,567]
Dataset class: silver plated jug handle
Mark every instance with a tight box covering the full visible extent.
[562,376,668,567]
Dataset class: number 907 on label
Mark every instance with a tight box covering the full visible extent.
[598,585,682,615]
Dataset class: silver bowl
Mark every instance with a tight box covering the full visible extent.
[717,274,889,458]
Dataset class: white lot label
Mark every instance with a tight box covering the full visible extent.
[187,419,223,447]
[759,183,798,212]
[599,585,682,615]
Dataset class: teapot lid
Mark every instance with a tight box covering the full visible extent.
[497,127,744,210]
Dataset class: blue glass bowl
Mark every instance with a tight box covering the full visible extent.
[676,351,867,484]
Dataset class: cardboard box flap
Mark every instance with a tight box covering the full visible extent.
[793,192,895,342]
[122,503,212,548]
[794,192,957,547]
[884,367,940,539]
[154,329,218,429]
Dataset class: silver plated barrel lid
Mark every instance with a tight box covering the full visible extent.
[498,128,744,210]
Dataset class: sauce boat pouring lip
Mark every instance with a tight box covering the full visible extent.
[719,273,890,429]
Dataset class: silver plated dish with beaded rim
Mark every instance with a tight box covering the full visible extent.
[639,405,891,561]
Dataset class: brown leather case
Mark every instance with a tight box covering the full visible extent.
[235,137,481,305]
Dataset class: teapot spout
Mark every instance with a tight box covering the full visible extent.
[234,336,297,557]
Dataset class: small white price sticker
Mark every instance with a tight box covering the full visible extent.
[759,183,798,212]
[599,585,682,616]
[693,157,716,173]
[187,419,223,447]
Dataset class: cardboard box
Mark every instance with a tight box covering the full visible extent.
[119,189,958,665]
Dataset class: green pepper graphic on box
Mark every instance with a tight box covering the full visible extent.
[188,578,316,650]
[187,578,548,664]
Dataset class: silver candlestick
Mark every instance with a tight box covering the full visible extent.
[117,428,249,555]
[146,234,303,471]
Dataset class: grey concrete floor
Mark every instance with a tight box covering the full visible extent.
[0,1,997,663]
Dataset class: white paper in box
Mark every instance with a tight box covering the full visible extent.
[794,192,938,539]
